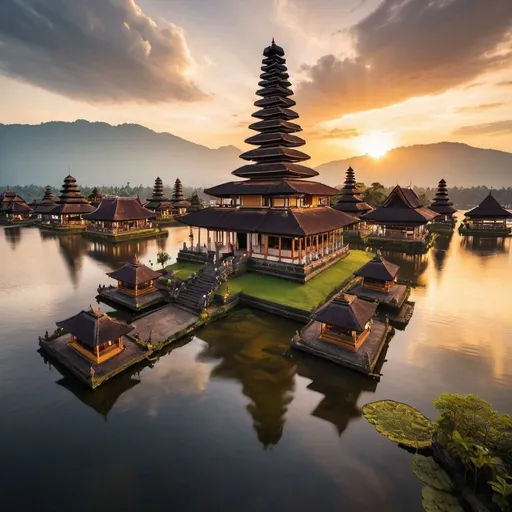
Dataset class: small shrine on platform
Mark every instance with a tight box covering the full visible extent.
[428,179,457,232]
[0,189,33,223]
[98,256,165,311]
[291,293,392,376]
[460,192,511,236]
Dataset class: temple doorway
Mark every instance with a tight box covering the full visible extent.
[237,232,247,250]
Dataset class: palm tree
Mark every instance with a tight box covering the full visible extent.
[363,182,387,207]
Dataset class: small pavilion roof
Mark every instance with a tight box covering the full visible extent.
[56,307,133,349]
[84,197,156,221]
[354,253,399,281]
[107,256,162,285]
[0,190,33,214]
[177,206,357,236]
[314,294,377,332]
[363,186,439,226]
[464,192,512,219]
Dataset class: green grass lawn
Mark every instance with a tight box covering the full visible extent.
[165,261,203,280]
[220,249,372,312]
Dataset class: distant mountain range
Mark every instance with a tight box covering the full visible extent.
[1,121,511,188]
[317,143,512,188]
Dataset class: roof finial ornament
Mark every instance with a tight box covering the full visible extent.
[272,37,275,44]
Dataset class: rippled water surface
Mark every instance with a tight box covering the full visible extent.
[0,225,511,511]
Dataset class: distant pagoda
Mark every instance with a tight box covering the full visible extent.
[88,187,104,208]
[145,177,174,220]
[34,185,58,219]
[332,166,372,219]
[171,178,190,215]
[50,175,95,228]
[177,40,357,282]
[430,179,457,220]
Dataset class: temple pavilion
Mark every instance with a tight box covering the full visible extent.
[291,293,391,375]
[428,179,457,232]
[88,187,104,208]
[83,196,166,242]
[34,186,57,222]
[56,306,133,364]
[0,189,33,223]
[171,178,190,215]
[364,185,438,250]
[48,175,95,229]
[144,177,175,223]
[177,40,357,282]
[98,256,165,311]
[460,192,511,236]
[332,166,372,238]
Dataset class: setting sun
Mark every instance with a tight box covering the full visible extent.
[356,131,395,159]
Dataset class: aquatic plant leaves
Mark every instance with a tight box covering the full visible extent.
[362,400,434,448]
[412,455,452,491]
[421,486,463,512]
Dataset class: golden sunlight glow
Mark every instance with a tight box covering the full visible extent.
[356,131,395,158]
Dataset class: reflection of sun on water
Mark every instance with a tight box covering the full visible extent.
[357,131,395,159]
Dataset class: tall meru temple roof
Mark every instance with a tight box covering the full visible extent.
[178,39,357,235]
[464,192,512,219]
[364,186,439,226]
[145,177,174,212]
[84,196,156,221]
[0,189,33,215]
[332,167,373,217]
[51,175,96,216]
[34,186,57,214]
[171,178,191,208]
[429,179,457,216]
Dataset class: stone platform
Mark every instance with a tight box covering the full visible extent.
[39,333,148,389]
[98,287,166,312]
[83,228,168,243]
[345,278,410,309]
[291,319,392,376]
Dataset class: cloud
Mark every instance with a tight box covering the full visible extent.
[455,103,505,113]
[296,0,512,123]
[309,127,360,139]
[0,0,209,103]
[496,80,512,86]
[453,120,512,136]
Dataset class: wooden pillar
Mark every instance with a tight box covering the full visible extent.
[298,238,302,262]
[198,227,201,250]
[278,236,282,261]
[315,235,319,257]
[248,233,252,255]
[291,238,295,261]
[264,235,268,259]
[135,284,138,297]
[96,345,100,360]
[206,229,210,251]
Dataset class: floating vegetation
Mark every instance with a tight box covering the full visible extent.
[421,486,464,512]
[412,455,452,491]
[362,400,434,449]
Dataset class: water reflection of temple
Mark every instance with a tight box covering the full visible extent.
[87,239,151,271]
[460,236,510,256]
[378,250,429,286]
[293,352,379,435]
[58,235,88,285]
[196,309,297,449]
[432,234,453,272]
[4,226,21,250]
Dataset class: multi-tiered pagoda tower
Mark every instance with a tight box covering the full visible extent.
[49,175,95,228]
[178,40,357,282]
[429,179,457,221]
[88,187,104,208]
[332,167,372,217]
[145,177,174,220]
[34,186,57,221]
[171,178,190,215]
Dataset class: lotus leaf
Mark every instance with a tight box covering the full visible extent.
[362,400,434,448]
[412,455,452,491]
[421,486,463,512]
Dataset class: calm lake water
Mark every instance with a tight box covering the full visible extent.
[0,224,511,511]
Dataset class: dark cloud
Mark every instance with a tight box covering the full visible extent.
[496,80,512,86]
[453,120,512,136]
[296,0,512,122]
[455,103,505,113]
[0,0,209,103]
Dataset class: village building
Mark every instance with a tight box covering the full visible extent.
[176,40,357,282]
[83,196,167,242]
[0,189,33,223]
[363,185,438,250]
[460,192,511,236]
[56,307,133,364]
[47,175,95,230]
[428,179,457,232]
[98,256,165,311]
[291,293,391,375]
[34,186,58,222]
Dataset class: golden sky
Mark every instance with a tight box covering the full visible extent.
[0,0,511,165]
